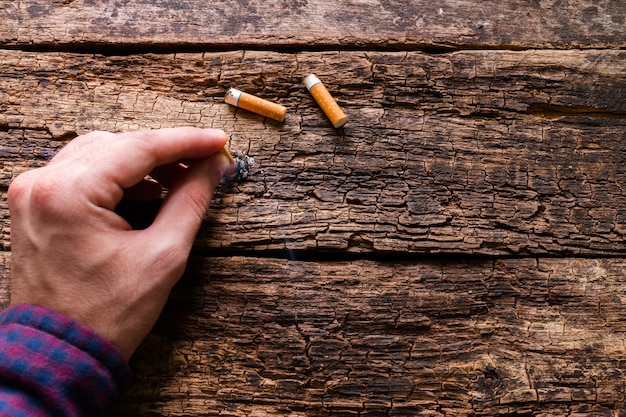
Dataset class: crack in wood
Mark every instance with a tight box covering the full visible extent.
[526,103,626,120]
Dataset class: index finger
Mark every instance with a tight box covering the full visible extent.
[110,127,228,188]
[48,127,228,210]
[52,128,228,186]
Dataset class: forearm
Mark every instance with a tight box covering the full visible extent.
[0,304,131,417]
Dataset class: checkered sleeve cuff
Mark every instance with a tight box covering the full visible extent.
[0,304,131,417]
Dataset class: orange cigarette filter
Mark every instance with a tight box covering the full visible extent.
[304,74,348,128]
[224,88,287,122]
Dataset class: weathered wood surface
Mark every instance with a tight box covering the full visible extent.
[2,1,626,416]
[2,252,626,416]
[121,256,626,416]
[1,49,626,255]
[1,0,625,50]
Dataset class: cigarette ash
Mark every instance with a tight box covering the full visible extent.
[226,150,255,181]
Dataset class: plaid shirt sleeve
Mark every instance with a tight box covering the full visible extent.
[0,304,131,417]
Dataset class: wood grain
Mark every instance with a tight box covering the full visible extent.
[0,252,8,310]
[1,50,625,255]
[104,255,626,416]
[3,252,624,415]
[2,1,626,416]
[1,0,625,50]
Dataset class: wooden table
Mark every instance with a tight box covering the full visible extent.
[1,1,626,415]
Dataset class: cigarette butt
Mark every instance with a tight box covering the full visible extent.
[304,74,348,128]
[224,88,287,122]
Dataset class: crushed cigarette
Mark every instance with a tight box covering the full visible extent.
[223,150,255,181]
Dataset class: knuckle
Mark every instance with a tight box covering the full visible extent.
[7,170,37,208]
[12,169,78,218]
[8,173,29,201]
[55,131,117,159]
[29,175,68,215]
[76,130,116,142]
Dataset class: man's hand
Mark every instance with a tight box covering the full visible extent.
[7,127,232,359]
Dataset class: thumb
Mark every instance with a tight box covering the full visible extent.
[147,151,231,252]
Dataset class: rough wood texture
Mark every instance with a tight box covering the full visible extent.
[123,255,626,416]
[2,251,625,416]
[1,0,625,49]
[0,253,8,310]
[2,1,626,416]
[1,50,625,255]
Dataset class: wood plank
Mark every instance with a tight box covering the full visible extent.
[2,49,626,255]
[3,253,626,415]
[2,50,626,255]
[1,253,611,416]
[1,3,623,416]
[1,0,625,50]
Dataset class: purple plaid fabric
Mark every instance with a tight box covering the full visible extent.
[0,304,131,417]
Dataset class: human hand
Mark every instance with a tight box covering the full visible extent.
[7,127,232,359]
